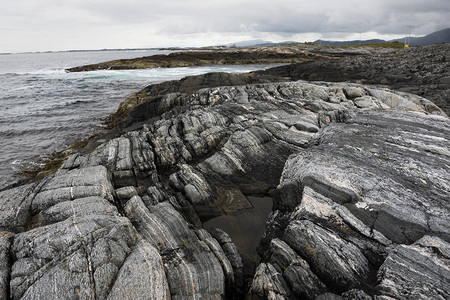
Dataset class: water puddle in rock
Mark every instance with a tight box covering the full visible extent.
[203,196,273,256]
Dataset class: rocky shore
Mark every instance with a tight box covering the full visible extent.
[65,46,330,72]
[68,43,449,117]
[259,44,450,115]
[1,45,450,299]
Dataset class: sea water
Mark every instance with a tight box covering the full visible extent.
[0,49,281,189]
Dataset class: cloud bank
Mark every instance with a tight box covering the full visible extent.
[1,0,449,52]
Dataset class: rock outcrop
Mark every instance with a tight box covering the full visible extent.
[1,77,449,299]
[66,47,328,72]
[256,107,449,299]
[261,44,450,115]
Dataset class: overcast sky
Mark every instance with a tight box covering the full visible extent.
[1,0,449,53]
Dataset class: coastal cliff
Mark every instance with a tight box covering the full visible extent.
[1,45,450,299]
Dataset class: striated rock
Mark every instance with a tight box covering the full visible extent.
[268,238,326,299]
[315,293,344,300]
[31,166,115,213]
[250,106,449,298]
[115,186,139,204]
[209,228,244,297]
[341,289,373,300]
[1,77,449,299]
[0,183,36,232]
[376,235,450,300]
[248,263,292,299]
[10,190,137,299]
[278,109,450,244]
[0,231,14,299]
[107,240,170,300]
[261,44,450,115]
[101,72,289,129]
[284,219,370,291]
[124,197,230,299]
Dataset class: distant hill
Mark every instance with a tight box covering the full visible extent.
[391,28,450,46]
[313,28,450,46]
[223,28,450,48]
[223,40,272,47]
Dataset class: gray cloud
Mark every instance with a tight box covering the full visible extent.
[1,0,448,52]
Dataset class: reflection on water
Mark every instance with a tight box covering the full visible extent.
[203,196,273,256]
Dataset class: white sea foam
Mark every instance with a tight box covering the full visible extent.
[25,68,67,75]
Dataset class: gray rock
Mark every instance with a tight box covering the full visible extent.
[39,196,119,225]
[248,263,292,299]
[257,106,449,297]
[289,186,390,269]
[1,78,449,299]
[124,197,229,299]
[209,228,244,297]
[316,293,344,300]
[293,120,320,133]
[376,235,450,300]
[31,166,115,213]
[342,289,372,300]
[258,210,292,256]
[353,96,389,109]
[269,238,327,299]
[284,219,370,291]
[107,240,170,300]
[0,183,36,231]
[10,195,136,299]
[291,186,391,246]
[261,44,450,115]
[115,186,139,203]
[278,109,450,244]
[197,229,239,298]
[0,231,14,300]
[170,164,215,209]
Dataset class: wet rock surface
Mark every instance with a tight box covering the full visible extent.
[1,75,449,299]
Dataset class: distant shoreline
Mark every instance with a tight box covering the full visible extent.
[65,45,336,72]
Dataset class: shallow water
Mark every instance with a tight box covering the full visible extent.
[0,50,285,189]
[203,196,273,256]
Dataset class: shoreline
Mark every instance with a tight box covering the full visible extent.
[65,45,346,72]
[13,44,450,186]
[0,43,449,299]
[65,42,411,73]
